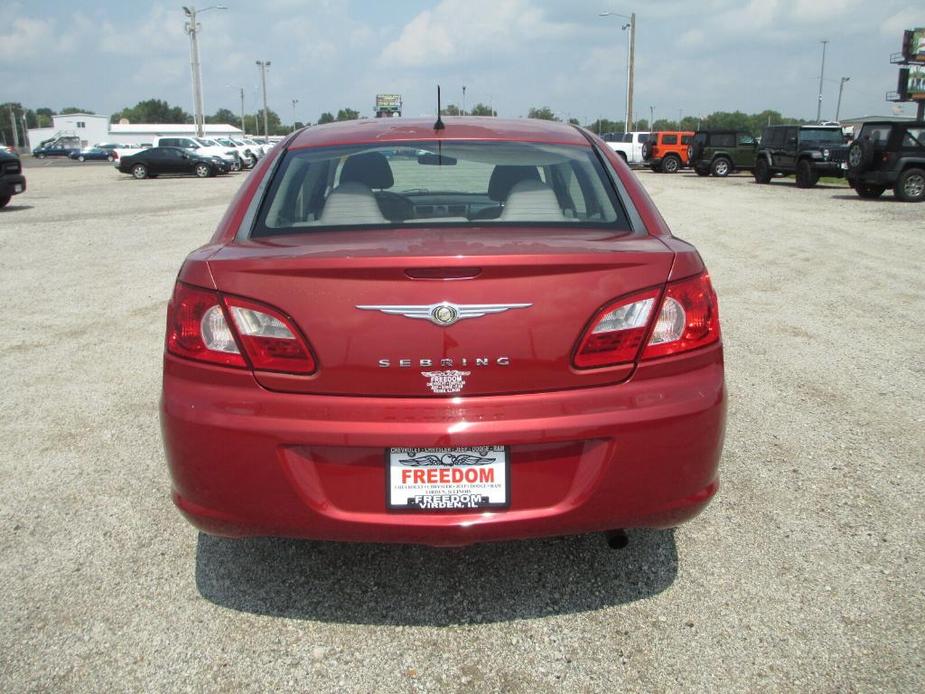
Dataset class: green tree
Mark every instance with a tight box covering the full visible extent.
[0,102,26,147]
[35,107,54,127]
[59,106,94,115]
[469,103,496,116]
[336,108,360,121]
[206,108,241,128]
[441,104,462,116]
[251,108,287,136]
[111,99,191,124]
[527,106,558,121]
[317,112,335,124]
[568,117,580,126]
[584,118,625,135]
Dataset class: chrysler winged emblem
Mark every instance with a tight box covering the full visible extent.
[356,301,532,326]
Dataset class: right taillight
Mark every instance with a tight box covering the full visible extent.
[165,282,316,374]
[641,272,720,360]
[572,272,720,369]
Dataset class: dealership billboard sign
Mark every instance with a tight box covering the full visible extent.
[375,94,402,114]
[902,28,925,64]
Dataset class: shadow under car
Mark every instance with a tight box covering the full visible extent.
[195,529,678,626]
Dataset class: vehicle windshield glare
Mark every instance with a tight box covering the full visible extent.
[196,138,218,147]
[252,141,630,237]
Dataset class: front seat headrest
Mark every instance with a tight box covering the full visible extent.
[488,165,541,201]
[340,152,394,189]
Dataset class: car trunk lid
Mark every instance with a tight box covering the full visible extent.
[207,228,674,396]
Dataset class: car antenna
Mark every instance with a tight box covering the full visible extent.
[434,85,445,131]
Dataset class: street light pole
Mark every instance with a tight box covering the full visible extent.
[599,10,636,132]
[183,5,227,138]
[256,60,271,139]
[291,98,299,132]
[462,86,466,116]
[816,39,828,122]
[835,77,850,122]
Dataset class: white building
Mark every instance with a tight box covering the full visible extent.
[26,114,244,151]
[26,113,110,151]
[109,123,243,146]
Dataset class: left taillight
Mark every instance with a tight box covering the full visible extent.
[165,282,316,374]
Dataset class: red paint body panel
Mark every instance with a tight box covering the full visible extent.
[161,118,726,545]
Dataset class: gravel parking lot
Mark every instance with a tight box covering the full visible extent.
[1,164,922,692]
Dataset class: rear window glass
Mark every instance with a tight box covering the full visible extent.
[711,133,735,147]
[252,141,630,237]
[902,128,924,148]
[661,134,678,145]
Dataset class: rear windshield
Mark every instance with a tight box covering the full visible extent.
[251,141,630,237]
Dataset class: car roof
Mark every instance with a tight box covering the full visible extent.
[289,117,590,150]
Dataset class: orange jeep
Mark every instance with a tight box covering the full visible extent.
[642,131,695,173]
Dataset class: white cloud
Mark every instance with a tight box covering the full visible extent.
[0,17,59,60]
[879,8,925,37]
[379,0,576,68]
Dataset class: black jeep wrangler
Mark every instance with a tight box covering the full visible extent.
[0,148,26,208]
[846,121,925,202]
[688,130,758,177]
[754,125,849,188]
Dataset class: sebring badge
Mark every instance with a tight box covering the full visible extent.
[422,370,471,394]
[356,302,531,327]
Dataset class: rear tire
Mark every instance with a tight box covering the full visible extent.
[694,166,710,177]
[641,140,653,162]
[661,155,681,174]
[194,163,211,178]
[0,193,11,208]
[78,155,86,162]
[895,167,925,202]
[131,164,148,179]
[711,157,731,177]
[848,139,874,173]
[754,158,771,184]
[855,183,886,199]
[795,159,818,188]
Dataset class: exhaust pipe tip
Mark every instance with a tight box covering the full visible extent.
[605,529,629,550]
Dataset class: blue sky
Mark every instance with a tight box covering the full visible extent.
[1,0,923,123]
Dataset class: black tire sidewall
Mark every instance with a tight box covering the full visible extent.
[754,158,771,183]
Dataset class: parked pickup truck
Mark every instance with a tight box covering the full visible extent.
[605,131,651,165]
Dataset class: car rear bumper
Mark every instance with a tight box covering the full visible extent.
[161,345,726,546]
[0,174,26,197]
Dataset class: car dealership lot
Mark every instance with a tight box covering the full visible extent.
[1,166,922,692]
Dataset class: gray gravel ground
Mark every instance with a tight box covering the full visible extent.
[1,165,923,692]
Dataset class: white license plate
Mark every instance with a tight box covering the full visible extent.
[387,446,509,510]
[14,184,23,193]
[840,162,849,170]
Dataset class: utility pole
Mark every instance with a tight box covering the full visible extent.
[835,77,850,121]
[816,39,828,122]
[256,60,271,139]
[9,106,19,150]
[599,11,636,131]
[21,112,29,152]
[182,6,226,137]
[649,105,654,128]
[291,98,299,132]
[462,85,466,116]
[238,87,245,135]
[627,12,636,131]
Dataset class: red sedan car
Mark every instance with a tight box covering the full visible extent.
[161,117,725,546]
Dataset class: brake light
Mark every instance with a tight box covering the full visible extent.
[166,283,246,368]
[573,272,720,369]
[574,288,660,368]
[223,296,316,374]
[165,282,316,374]
[641,272,720,360]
